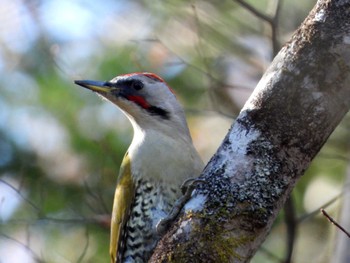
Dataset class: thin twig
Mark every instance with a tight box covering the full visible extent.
[234,0,273,23]
[2,214,110,228]
[76,227,90,263]
[284,197,296,263]
[298,181,350,223]
[321,209,350,238]
[318,152,350,162]
[259,246,284,263]
[0,233,46,263]
[0,179,41,213]
[298,194,341,223]
[234,0,282,56]
[270,0,282,56]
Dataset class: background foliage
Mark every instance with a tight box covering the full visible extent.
[1,0,349,262]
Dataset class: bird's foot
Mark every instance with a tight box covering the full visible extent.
[180,177,207,195]
[156,177,206,236]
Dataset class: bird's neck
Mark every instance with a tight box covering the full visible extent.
[128,122,192,160]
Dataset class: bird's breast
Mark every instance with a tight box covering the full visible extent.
[128,130,203,186]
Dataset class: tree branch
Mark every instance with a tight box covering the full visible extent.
[234,0,274,23]
[321,209,350,238]
[234,0,282,56]
[151,0,350,261]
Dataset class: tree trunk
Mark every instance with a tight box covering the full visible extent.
[151,0,350,262]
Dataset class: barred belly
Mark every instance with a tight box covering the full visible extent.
[121,179,179,263]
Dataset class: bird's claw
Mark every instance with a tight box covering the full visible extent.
[157,177,206,236]
[181,177,207,195]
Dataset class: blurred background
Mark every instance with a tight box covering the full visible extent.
[1,0,349,262]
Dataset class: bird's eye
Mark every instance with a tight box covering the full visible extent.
[131,80,144,91]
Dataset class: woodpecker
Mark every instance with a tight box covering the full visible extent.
[75,72,204,263]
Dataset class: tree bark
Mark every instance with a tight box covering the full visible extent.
[151,0,350,262]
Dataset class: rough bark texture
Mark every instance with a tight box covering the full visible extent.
[151,0,350,262]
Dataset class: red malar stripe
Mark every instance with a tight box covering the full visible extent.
[126,95,150,109]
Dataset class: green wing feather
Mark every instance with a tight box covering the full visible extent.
[110,153,135,263]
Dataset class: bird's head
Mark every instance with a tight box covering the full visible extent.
[75,72,191,138]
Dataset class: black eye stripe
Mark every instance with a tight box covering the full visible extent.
[114,79,144,90]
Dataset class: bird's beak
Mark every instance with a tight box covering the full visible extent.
[74,80,116,93]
